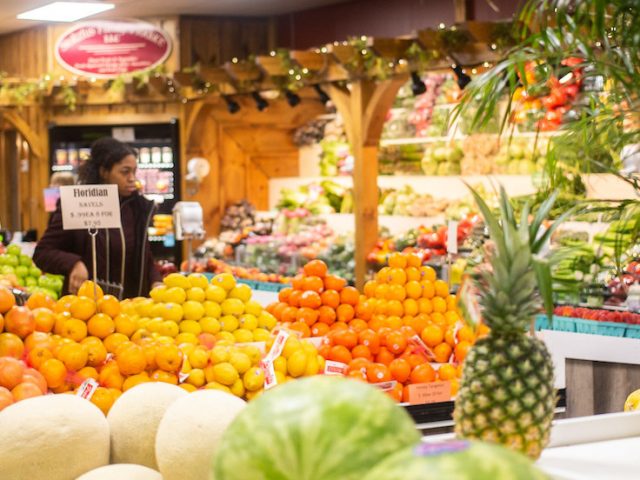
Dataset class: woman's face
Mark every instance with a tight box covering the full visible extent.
[101,154,138,197]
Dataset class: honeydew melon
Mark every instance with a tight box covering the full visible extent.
[75,464,162,480]
[107,382,187,469]
[0,395,109,480]
[155,389,246,480]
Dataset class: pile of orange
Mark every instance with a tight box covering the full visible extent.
[266,260,362,339]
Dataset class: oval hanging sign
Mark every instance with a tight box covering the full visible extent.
[55,20,172,78]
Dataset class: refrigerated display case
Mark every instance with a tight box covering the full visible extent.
[48,120,182,264]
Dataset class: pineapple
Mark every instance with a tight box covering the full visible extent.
[454,186,573,459]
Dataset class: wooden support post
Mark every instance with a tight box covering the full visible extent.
[327,74,408,289]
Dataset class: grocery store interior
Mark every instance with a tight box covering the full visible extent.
[0,0,639,479]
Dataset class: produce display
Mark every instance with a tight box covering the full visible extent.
[553,306,640,325]
[0,244,63,299]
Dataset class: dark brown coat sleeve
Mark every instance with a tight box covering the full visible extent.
[145,239,162,285]
[33,207,83,276]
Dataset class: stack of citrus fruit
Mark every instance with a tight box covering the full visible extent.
[266,260,361,339]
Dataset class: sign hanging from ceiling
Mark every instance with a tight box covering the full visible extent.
[55,20,172,78]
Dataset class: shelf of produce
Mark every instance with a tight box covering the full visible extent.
[269,175,537,209]
[319,213,445,235]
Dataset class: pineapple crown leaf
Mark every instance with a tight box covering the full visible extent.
[532,256,554,321]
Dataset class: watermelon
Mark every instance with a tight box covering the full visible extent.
[213,376,420,480]
[364,440,550,480]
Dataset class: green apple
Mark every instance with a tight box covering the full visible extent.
[0,265,15,275]
[15,266,29,278]
[29,266,42,277]
[25,277,37,287]
[15,276,24,286]
[4,255,18,267]
[6,244,21,256]
[19,254,32,267]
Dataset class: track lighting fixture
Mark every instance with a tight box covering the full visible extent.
[284,89,301,107]
[223,95,240,114]
[451,64,472,90]
[410,71,427,96]
[251,91,268,111]
[313,84,330,104]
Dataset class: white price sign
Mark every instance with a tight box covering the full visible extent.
[60,185,122,230]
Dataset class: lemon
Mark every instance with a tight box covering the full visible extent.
[273,356,287,374]
[179,319,202,335]
[287,350,308,378]
[301,341,317,356]
[204,381,231,394]
[203,301,222,318]
[230,378,245,398]
[257,311,277,330]
[317,354,325,372]
[158,320,179,337]
[212,273,236,292]
[252,328,271,342]
[186,287,206,303]
[146,318,163,333]
[221,298,244,316]
[243,366,265,392]
[239,313,258,331]
[210,346,230,364]
[179,343,197,356]
[162,302,183,322]
[149,285,167,302]
[304,354,320,376]
[220,314,239,332]
[241,345,262,365]
[281,337,301,359]
[244,300,262,317]
[215,332,236,344]
[150,303,167,318]
[182,300,205,321]
[188,347,209,369]
[233,328,253,343]
[229,284,252,303]
[188,273,209,289]
[213,362,239,386]
[186,368,206,387]
[274,370,286,384]
[205,285,226,303]
[135,298,155,317]
[175,332,198,345]
[164,286,187,304]
[199,316,221,335]
[164,273,190,289]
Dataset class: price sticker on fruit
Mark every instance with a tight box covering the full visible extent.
[59,185,122,230]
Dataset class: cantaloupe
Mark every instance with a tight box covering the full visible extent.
[0,394,109,480]
[75,463,163,480]
[107,382,187,469]
[155,390,246,480]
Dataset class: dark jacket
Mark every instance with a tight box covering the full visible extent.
[34,192,161,298]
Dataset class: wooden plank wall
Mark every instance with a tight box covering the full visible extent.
[0,27,48,78]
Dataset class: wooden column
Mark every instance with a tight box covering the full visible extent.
[327,75,408,288]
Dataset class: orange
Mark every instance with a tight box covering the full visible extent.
[25,290,55,310]
[278,287,293,303]
[317,306,336,325]
[434,280,450,298]
[98,362,124,389]
[69,296,97,321]
[32,308,55,333]
[54,312,70,335]
[11,382,42,401]
[0,357,25,390]
[348,357,370,373]
[81,337,108,367]
[77,366,99,381]
[24,331,53,351]
[5,306,35,339]
[77,281,104,300]
[405,267,421,283]
[330,321,348,331]
[434,343,453,363]
[90,387,115,415]
[384,331,408,355]
[476,323,490,338]
[406,253,422,268]
[389,358,411,383]
[405,352,427,368]
[407,315,429,336]
[446,294,458,311]
[376,266,391,284]
[368,315,385,332]
[155,344,183,372]
[56,343,88,371]
[303,259,328,278]
[320,290,340,309]
[141,343,158,370]
[384,315,403,330]
[300,291,322,309]
[296,307,319,327]
[289,322,311,338]
[347,369,367,382]
[363,280,377,298]
[291,275,305,290]
[116,344,147,375]
[432,296,447,313]
[388,268,407,286]
[444,311,460,325]
[366,363,391,383]
[387,381,404,402]
[336,304,355,323]
[405,280,422,299]
[410,363,436,384]
[386,300,404,317]
[450,378,460,396]
[97,295,121,318]
[281,306,299,323]
[310,322,330,337]
[444,326,456,347]
[358,329,380,354]
[457,325,475,343]
[354,299,374,321]
[340,287,360,306]
[103,332,129,354]
[351,344,372,361]
[374,284,389,300]
[373,300,388,316]
[22,368,47,394]
[431,312,446,327]
[437,363,457,381]
[333,329,358,349]
[150,369,178,385]
[288,291,302,308]
[324,275,346,292]
[60,318,88,342]
[303,276,324,293]
[271,302,288,321]
[420,266,437,283]
[375,347,395,366]
[328,345,352,364]
[403,298,419,317]
[114,314,137,337]
[455,341,472,363]
[348,319,368,333]
[87,313,115,339]
[399,325,417,339]
[27,347,53,370]
[421,280,435,299]
[421,325,444,348]
[457,363,464,378]
[388,284,406,302]
[417,298,433,315]
[122,372,150,391]
[39,358,67,389]
[0,287,16,314]
[388,252,407,269]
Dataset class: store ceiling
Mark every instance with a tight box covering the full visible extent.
[0,0,354,34]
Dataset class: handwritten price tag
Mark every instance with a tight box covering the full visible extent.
[407,381,452,405]
[60,185,121,230]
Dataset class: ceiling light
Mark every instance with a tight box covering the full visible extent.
[17,2,114,22]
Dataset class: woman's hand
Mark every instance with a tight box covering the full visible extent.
[69,261,89,294]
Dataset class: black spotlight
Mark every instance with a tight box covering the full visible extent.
[313,84,330,104]
[223,95,240,114]
[284,89,301,107]
[251,91,269,111]
[410,71,427,96]
[452,64,472,90]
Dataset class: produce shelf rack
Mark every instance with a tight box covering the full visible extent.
[535,314,640,339]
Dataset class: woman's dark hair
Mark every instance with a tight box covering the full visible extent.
[77,137,137,184]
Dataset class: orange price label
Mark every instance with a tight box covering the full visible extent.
[407,381,452,405]
[323,360,348,376]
